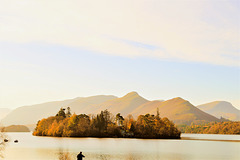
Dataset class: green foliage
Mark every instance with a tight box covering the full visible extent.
[33,108,181,139]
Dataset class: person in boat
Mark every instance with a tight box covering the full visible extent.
[77,151,85,160]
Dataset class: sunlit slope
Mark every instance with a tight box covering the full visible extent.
[131,100,162,116]
[95,92,149,116]
[65,95,117,114]
[132,97,219,124]
[197,101,240,121]
[1,95,116,125]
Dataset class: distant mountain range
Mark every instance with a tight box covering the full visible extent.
[197,101,240,121]
[1,95,116,126]
[1,92,238,126]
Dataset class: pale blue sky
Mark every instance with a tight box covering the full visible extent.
[0,42,239,109]
[0,0,239,109]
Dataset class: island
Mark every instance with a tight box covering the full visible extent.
[33,108,181,139]
[1,125,30,132]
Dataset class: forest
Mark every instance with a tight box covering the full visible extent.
[33,108,181,139]
[178,121,240,134]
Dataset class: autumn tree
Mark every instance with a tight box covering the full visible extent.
[56,108,66,118]
[33,108,181,139]
[66,107,71,117]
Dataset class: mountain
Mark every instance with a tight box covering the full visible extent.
[68,95,117,114]
[1,95,117,126]
[1,92,220,126]
[94,91,149,116]
[0,108,11,120]
[131,97,219,125]
[1,98,77,125]
[197,101,240,121]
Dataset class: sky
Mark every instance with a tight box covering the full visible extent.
[0,0,239,110]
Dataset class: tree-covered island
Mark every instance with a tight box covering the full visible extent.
[33,107,181,139]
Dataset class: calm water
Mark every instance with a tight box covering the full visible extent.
[1,133,240,160]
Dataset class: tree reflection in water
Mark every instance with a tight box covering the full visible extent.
[58,150,72,160]
[0,132,6,159]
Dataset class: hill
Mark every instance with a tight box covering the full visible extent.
[1,95,116,126]
[68,95,117,114]
[197,101,240,121]
[0,108,11,120]
[1,125,30,132]
[131,97,219,125]
[94,91,149,116]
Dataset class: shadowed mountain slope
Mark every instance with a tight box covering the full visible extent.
[197,101,240,121]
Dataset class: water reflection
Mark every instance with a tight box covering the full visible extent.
[0,142,4,159]
[3,133,240,160]
[0,132,7,159]
[58,150,72,160]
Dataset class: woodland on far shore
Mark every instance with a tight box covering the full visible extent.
[33,107,181,139]
[178,121,240,134]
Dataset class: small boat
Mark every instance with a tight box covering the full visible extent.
[14,140,18,143]
[4,139,8,142]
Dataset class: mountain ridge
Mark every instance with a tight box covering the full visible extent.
[197,101,240,121]
[1,92,220,126]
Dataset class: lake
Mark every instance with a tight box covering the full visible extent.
[1,133,240,160]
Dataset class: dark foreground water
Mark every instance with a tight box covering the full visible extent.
[1,133,240,160]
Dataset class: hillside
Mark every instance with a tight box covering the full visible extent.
[1,98,77,125]
[94,91,149,116]
[131,97,219,125]
[68,95,117,114]
[1,95,116,126]
[197,101,240,121]
[0,108,11,120]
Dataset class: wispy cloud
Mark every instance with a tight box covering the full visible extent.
[0,0,239,66]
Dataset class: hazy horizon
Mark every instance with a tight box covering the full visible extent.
[0,91,239,111]
[0,0,239,110]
